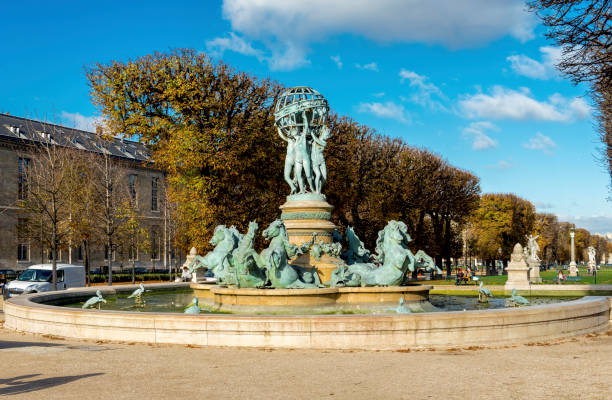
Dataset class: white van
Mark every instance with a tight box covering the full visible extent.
[5,264,86,298]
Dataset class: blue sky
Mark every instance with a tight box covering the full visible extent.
[1,0,610,234]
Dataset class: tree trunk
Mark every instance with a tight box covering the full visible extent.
[443,218,452,277]
[107,237,113,286]
[83,240,90,286]
[52,240,57,291]
[131,246,136,284]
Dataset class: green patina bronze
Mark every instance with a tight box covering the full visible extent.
[187,225,241,285]
[275,87,330,196]
[307,233,342,261]
[281,211,332,221]
[258,220,323,288]
[342,226,372,264]
[330,221,442,287]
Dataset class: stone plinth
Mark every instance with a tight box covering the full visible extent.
[569,262,578,277]
[280,195,340,283]
[194,284,432,313]
[528,259,542,283]
[505,243,531,291]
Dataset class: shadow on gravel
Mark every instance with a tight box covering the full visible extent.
[0,341,65,350]
[0,373,103,395]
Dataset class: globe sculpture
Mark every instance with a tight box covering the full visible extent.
[274,87,330,196]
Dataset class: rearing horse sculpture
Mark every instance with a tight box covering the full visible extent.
[257,219,322,288]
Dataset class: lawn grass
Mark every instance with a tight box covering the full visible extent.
[423,266,612,286]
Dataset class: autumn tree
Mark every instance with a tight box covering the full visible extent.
[18,139,76,290]
[529,1,612,181]
[535,213,560,264]
[472,193,536,272]
[87,135,132,285]
[115,204,149,284]
[87,49,284,252]
[87,48,481,270]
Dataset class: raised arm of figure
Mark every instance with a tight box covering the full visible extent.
[276,127,290,142]
[311,127,329,146]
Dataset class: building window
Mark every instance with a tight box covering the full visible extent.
[128,174,137,207]
[16,218,29,261]
[128,245,138,262]
[150,228,160,260]
[17,244,29,261]
[151,177,159,211]
[18,157,30,200]
[46,249,61,262]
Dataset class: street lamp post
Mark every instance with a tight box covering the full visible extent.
[569,227,577,277]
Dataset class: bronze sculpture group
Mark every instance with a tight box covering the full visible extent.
[188,86,440,289]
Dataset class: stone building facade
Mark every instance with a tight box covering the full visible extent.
[0,113,173,273]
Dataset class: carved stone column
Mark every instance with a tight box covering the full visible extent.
[280,194,340,284]
[569,227,577,277]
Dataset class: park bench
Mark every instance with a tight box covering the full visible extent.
[566,276,581,282]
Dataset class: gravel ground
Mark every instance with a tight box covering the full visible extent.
[1,323,611,400]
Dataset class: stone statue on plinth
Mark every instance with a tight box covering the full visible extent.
[525,234,542,283]
[587,246,597,273]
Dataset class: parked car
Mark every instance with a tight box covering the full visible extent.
[4,264,86,298]
[0,269,17,282]
[0,269,18,297]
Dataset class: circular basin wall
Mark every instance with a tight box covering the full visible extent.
[3,283,611,350]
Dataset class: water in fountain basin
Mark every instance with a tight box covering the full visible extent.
[58,289,581,314]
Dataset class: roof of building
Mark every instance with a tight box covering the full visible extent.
[0,113,150,162]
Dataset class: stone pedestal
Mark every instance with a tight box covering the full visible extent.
[569,261,578,277]
[280,195,341,284]
[528,259,541,283]
[504,243,531,291]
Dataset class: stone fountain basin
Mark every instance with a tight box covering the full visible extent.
[3,283,611,350]
[191,283,432,313]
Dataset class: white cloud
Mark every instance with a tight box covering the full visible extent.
[330,55,343,69]
[61,111,102,132]
[206,32,308,70]
[561,215,612,235]
[356,62,379,71]
[206,32,263,59]
[507,46,562,79]
[373,92,385,98]
[462,121,499,150]
[487,160,512,169]
[523,132,556,154]
[219,0,535,70]
[459,86,591,122]
[535,201,554,209]
[399,69,446,110]
[357,101,408,123]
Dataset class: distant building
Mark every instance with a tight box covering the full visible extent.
[0,113,173,273]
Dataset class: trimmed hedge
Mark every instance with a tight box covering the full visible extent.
[89,273,171,283]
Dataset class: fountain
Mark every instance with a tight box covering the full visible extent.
[4,86,609,350]
[188,86,441,313]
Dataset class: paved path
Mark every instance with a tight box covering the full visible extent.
[1,324,611,399]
